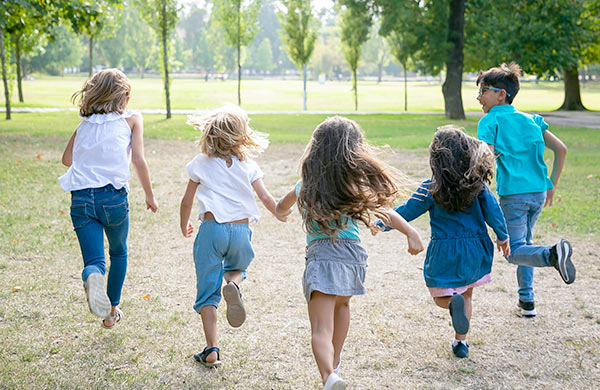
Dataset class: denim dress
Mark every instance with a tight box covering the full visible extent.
[390,180,508,288]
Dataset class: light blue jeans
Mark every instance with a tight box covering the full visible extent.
[70,184,129,306]
[192,220,254,313]
[499,192,551,303]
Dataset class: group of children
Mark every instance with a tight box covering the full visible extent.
[59,63,575,390]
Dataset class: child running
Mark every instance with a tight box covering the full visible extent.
[275,116,424,389]
[179,105,289,368]
[373,126,510,358]
[59,69,158,328]
[476,62,574,317]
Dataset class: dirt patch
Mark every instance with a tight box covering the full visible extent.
[1,137,598,389]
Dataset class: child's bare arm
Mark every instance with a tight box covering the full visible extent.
[62,130,77,167]
[275,187,298,220]
[543,130,567,207]
[128,114,158,212]
[382,209,424,255]
[252,179,289,222]
[180,180,199,237]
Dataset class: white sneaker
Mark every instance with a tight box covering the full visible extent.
[84,273,111,318]
[323,372,346,390]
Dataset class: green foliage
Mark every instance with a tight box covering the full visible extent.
[361,20,391,78]
[339,0,373,110]
[278,0,318,68]
[213,0,261,49]
[123,4,156,76]
[253,38,275,72]
[26,25,85,76]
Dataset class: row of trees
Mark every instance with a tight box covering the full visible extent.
[2,0,599,120]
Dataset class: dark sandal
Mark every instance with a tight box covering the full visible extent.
[101,307,123,329]
[223,281,246,328]
[194,347,221,368]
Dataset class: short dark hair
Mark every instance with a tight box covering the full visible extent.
[476,62,521,104]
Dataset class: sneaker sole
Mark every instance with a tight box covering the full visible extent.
[223,282,246,328]
[557,239,575,284]
[85,273,111,318]
[449,294,469,335]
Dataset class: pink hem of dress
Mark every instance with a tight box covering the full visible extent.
[428,273,492,298]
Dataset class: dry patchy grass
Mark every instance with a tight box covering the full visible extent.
[0,137,599,389]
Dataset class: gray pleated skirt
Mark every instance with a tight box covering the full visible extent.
[303,238,368,303]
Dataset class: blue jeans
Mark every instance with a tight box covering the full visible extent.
[70,184,129,306]
[192,220,254,313]
[499,192,551,303]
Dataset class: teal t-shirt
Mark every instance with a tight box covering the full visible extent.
[477,104,553,196]
[295,180,360,243]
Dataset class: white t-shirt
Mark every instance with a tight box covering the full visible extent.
[186,153,264,223]
[59,111,136,192]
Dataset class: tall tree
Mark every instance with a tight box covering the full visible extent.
[339,0,373,111]
[135,0,179,119]
[362,21,391,83]
[278,0,317,111]
[212,0,261,106]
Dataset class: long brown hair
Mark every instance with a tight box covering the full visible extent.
[71,69,131,116]
[298,116,399,237]
[429,126,494,212]
[187,105,268,162]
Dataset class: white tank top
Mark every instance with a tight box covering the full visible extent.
[59,111,136,192]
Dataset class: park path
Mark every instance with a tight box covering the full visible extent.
[2,107,600,129]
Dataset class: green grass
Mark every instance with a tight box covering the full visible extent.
[0,111,598,237]
[10,74,600,112]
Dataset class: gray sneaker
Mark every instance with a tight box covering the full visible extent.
[550,239,575,284]
[84,273,111,318]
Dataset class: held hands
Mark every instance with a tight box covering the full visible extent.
[146,195,158,212]
[274,207,292,222]
[181,221,194,238]
[496,238,510,258]
[544,188,555,207]
[369,221,384,236]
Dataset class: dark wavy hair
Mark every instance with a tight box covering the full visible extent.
[476,62,521,104]
[429,126,494,212]
[298,116,399,237]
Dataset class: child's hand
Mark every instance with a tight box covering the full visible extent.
[544,188,555,207]
[497,238,510,258]
[369,221,383,236]
[407,231,425,255]
[146,196,158,212]
[181,222,194,238]
[274,208,292,222]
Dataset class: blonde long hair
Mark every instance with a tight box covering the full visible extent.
[187,105,269,162]
[71,69,131,116]
[298,116,399,237]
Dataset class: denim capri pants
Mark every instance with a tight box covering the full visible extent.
[303,238,368,303]
[192,219,254,312]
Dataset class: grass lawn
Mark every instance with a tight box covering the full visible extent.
[9,74,600,112]
[0,112,599,389]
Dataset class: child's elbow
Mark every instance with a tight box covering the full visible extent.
[62,156,72,167]
[131,155,146,166]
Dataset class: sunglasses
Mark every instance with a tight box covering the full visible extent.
[478,86,511,98]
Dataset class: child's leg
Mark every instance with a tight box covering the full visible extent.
[199,305,219,363]
[433,289,472,340]
[308,291,341,384]
[332,295,351,370]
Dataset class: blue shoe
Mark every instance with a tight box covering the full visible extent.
[452,341,469,358]
[449,294,469,334]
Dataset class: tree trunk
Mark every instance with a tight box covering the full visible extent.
[88,36,93,77]
[161,2,171,119]
[15,36,23,103]
[558,67,586,111]
[237,6,241,107]
[403,63,407,112]
[377,62,382,83]
[442,0,465,120]
[1,31,10,120]
[353,65,358,111]
[302,63,307,111]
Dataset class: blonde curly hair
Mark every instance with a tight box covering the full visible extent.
[187,105,269,162]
